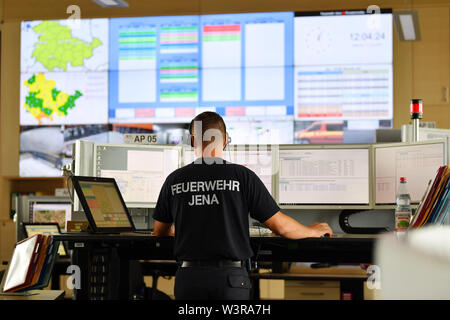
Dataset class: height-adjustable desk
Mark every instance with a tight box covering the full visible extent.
[54,233,377,300]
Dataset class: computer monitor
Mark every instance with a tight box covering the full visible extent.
[401,125,450,145]
[182,145,276,196]
[71,176,135,233]
[374,140,446,205]
[294,10,393,123]
[29,200,72,232]
[182,147,195,166]
[94,143,181,207]
[226,145,275,196]
[376,129,402,143]
[22,223,68,257]
[15,196,71,242]
[73,140,95,212]
[278,145,371,207]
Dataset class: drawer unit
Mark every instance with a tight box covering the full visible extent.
[285,280,340,300]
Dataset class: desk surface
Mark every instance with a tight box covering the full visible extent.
[252,264,369,280]
[0,290,65,300]
[251,273,368,280]
[55,233,379,241]
[55,232,378,264]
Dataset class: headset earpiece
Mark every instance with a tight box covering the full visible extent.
[223,132,232,151]
[189,120,194,148]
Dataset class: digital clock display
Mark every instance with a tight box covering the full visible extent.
[350,32,386,41]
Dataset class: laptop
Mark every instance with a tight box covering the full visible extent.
[71,176,140,234]
[23,222,69,257]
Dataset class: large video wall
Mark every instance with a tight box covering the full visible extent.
[19,9,393,176]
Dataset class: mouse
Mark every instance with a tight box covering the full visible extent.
[322,233,330,238]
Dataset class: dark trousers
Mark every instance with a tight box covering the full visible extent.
[174,266,251,300]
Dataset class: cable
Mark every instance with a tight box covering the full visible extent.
[66,174,75,204]
[253,224,262,271]
[248,223,264,273]
[62,164,75,204]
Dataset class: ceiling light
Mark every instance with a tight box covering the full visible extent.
[92,0,129,8]
[393,10,421,41]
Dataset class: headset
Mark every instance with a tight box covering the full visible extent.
[188,119,231,151]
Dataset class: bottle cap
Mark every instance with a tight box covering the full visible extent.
[400,177,407,182]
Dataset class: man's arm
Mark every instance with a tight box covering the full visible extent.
[153,220,175,237]
[263,211,333,239]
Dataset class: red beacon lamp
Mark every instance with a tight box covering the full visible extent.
[410,99,423,142]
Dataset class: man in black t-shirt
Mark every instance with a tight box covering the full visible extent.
[152,112,333,300]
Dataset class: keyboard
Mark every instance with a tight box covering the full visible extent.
[327,234,379,239]
[249,227,274,237]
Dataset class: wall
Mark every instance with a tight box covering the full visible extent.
[393,4,450,129]
[0,0,449,261]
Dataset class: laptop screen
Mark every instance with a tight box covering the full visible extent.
[23,224,67,256]
[77,179,133,230]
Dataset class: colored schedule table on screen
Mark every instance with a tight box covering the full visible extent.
[80,181,132,228]
[108,12,294,123]
[200,12,294,119]
[109,16,201,122]
[295,64,393,120]
[116,22,158,105]
[159,23,199,104]
[294,12,393,122]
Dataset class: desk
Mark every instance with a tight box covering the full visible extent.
[251,265,369,300]
[54,233,376,300]
[0,290,65,300]
[252,234,376,264]
[52,258,71,290]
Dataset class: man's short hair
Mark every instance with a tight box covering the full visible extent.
[190,112,226,146]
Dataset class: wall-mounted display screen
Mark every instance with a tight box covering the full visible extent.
[294,11,393,122]
[108,12,294,123]
[20,19,109,126]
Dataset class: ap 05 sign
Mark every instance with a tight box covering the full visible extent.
[124,133,158,145]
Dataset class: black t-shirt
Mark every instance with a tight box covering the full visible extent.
[152,157,280,261]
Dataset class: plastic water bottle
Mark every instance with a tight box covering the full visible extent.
[395,177,412,234]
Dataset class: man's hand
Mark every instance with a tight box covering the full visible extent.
[264,211,333,239]
[308,222,333,238]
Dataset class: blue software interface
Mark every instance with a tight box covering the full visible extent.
[108,12,294,122]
